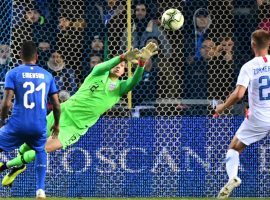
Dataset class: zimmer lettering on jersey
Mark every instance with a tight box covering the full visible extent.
[22,72,45,79]
[253,66,270,75]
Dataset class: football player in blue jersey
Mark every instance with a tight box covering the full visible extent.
[0,41,61,200]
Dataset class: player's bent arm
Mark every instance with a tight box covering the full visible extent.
[1,89,14,124]
[91,55,124,76]
[50,93,61,126]
[119,64,144,96]
[222,85,247,110]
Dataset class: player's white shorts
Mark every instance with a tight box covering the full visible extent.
[236,118,270,145]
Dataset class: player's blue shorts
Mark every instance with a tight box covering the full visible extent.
[0,123,47,152]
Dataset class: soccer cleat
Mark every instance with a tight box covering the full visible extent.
[0,162,8,173]
[2,165,26,187]
[218,177,242,199]
[36,189,46,200]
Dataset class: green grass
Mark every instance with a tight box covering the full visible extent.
[1,198,270,200]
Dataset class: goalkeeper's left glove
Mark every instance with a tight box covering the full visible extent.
[139,42,158,62]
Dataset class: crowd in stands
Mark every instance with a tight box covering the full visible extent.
[0,0,269,116]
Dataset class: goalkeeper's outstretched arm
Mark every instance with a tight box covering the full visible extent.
[90,48,140,76]
[119,61,145,96]
[119,42,158,96]
[91,55,125,76]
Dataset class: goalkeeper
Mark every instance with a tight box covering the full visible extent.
[0,42,158,187]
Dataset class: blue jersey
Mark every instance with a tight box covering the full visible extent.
[4,64,58,133]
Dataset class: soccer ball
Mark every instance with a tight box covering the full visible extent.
[161,9,184,31]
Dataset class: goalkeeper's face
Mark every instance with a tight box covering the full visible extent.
[110,62,125,77]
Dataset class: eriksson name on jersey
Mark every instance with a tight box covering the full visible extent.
[22,72,45,79]
[253,66,270,75]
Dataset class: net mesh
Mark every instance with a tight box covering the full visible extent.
[0,0,270,198]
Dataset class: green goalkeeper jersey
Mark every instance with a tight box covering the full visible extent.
[61,56,144,129]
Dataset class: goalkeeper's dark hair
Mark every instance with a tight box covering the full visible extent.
[252,29,270,50]
[20,41,37,62]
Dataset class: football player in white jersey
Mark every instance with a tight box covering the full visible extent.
[215,29,270,199]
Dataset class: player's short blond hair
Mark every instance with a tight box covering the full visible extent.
[252,29,270,50]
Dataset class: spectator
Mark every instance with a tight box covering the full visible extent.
[58,17,86,31]
[83,1,106,66]
[0,45,10,65]
[38,42,50,52]
[91,35,104,55]
[183,38,216,104]
[59,90,71,103]
[199,38,216,62]
[0,44,10,82]
[90,54,103,69]
[47,52,65,72]
[121,1,171,58]
[83,54,103,78]
[232,0,257,68]
[216,37,234,62]
[95,0,124,26]
[58,17,71,30]
[193,8,211,60]
[208,37,235,101]
[257,0,270,7]
[94,0,127,59]
[25,10,45,25]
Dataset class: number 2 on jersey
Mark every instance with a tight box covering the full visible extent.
[23,82,46,109]
[259,76,270,100]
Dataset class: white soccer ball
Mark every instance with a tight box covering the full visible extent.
[161,8,184,31]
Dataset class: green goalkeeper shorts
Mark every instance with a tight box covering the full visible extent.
[46,112,89,149]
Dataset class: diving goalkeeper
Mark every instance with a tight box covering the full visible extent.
[0,42,158,187]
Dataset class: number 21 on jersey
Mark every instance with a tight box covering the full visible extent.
[23,81,46,109]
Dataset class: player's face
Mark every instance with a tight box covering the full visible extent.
[90,56,101,68]
[136,4,147,20]
[0,45,10,65]
[110,62,125,77]
[200,40,215,60]
[91,39,104,51]
[196,16,209,29]
[26,10,40,23]
[221,39,234,52]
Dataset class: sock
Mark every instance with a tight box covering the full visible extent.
[7,150,36,168]
[225,149,239,180]
[35,150,47,191]
[18,143,32,155]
